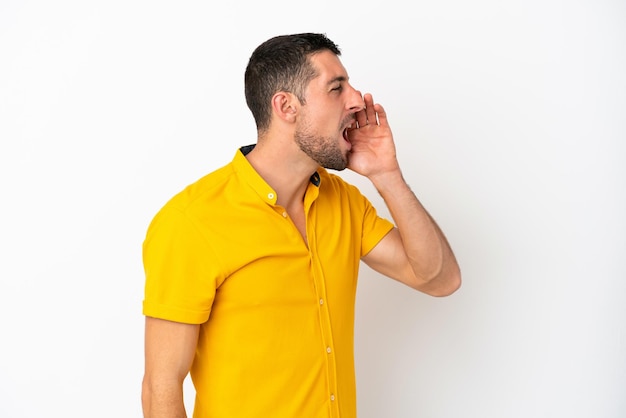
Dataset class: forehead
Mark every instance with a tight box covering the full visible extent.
[308,50,349,85]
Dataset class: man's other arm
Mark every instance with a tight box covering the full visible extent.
[142,317,199,418]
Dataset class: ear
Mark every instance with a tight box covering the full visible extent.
[271,92,299,124]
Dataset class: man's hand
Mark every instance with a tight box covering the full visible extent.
[347,93,400,180]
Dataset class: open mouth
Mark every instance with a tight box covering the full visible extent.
[342,119,355,147]
[342,127,352,150]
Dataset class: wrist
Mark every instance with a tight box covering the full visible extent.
[369,168,406,194]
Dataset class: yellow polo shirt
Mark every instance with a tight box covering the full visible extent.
[142,146,394,418]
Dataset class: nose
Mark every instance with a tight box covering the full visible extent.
[347,85,365,113]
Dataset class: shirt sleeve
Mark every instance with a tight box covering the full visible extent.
[359,196,395,257]
[142,204,223,324]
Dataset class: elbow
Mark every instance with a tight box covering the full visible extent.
[429,252,462,296]
[415,264,462,297]
[141,375,152,417]
[141,378,150,418]
[432,270,462,297]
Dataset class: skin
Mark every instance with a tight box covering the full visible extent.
[142,50,461,417]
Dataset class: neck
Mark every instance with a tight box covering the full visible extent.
[245,137,318,208]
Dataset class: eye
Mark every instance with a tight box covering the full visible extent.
[331,85,343,92]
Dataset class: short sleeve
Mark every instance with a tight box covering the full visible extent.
[359,197,395,257]
[142,205,223,324]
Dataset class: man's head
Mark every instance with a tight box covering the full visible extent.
[244,33,341,134]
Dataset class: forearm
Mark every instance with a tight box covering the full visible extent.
[142,377,188,418]
[142,317,198,418]
[371,169,461,293]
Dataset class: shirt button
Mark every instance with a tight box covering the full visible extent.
[282,211,288,218]
[330,394,335,401]
[319,299,324,305]
[326,347,332,354]
[267,193,274,199]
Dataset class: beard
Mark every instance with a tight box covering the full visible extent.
[294,119,349,171]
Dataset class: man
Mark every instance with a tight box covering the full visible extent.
[142,33,461,418]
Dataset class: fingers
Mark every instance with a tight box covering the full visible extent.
[354,92,388,128]
[374,102,388,128]
[355,93,368,127]
[364,93,377,125]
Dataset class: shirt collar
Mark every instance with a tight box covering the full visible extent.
[234,144,322,205]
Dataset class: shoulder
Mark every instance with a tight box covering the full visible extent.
[319,168,362,196]
[144,161,237,237]
[318,169,372,210]
[162,162,236,214]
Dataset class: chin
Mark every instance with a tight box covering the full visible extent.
[323,157,348,171]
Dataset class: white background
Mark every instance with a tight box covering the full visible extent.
[1,1,625,417]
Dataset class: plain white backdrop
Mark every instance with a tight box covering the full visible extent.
[1,1,625,417]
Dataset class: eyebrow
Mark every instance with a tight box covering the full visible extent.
[326,75,347,86]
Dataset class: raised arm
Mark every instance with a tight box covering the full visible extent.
[142,317,200,418]
[348,93,461,296]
